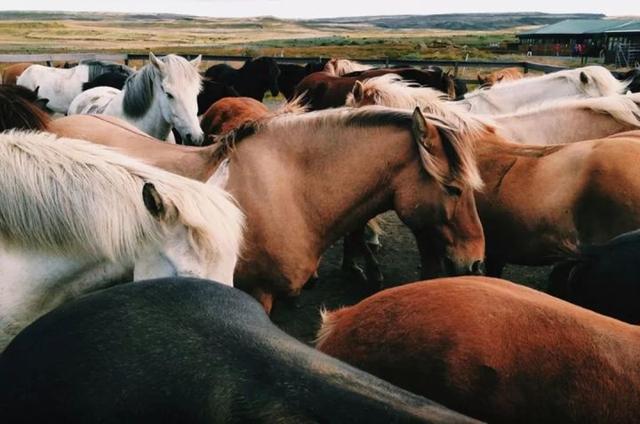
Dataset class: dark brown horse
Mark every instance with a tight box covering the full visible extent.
[277,61,327,100]
[205,57,280,101]
[42,107,485,312]
[317,276,640,423]
[0,85,51,131]
[295,67,457,110]
[197,79,240,115]
[200,97,270,140]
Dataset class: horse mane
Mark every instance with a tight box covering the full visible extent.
[81,60,135,82]
[324,59,374,77]
[0,85,51,131]
[464,66,628,104]
[216,105,482,190]
[123,54,202,118]
[497,94,640,129]
[0,130,243,263]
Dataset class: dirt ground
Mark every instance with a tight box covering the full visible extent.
[271,212,551,344]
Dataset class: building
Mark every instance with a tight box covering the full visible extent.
[517,19,640,66]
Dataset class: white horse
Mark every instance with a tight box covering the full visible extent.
[457,65,628,114]
[16,60,133,114]
[324,58,374,76]
[68,53,204,144]
[347,74,640,145]
[0,130,244,351]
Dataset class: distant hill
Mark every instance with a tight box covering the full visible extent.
[305,13,607,30]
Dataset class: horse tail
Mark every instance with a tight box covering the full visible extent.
[275,93,309,115]
[315,306,350,349]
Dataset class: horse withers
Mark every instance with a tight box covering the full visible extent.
[317,276,640,423]
[0,277,478,424]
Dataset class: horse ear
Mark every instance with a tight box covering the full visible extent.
[190,55,202,69]
[149,53,164,72]
[35,97,50,110]
[497,75,504,82]
[580,71,589,84]
[142,183,177,223]
[352,80,365,102]
[411,107,439,151]
[34,86,39,96]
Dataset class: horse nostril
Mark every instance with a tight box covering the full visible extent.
[470,260,485,275]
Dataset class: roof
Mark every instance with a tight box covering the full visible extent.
[606,21,640,33]
[519,19,639,36]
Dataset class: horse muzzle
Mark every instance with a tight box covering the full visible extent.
[442,257,485,277]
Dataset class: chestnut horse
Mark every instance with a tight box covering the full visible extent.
[41,107,485,312]
[476,67,524,87]
[1,63,32,85]
[295,68,458,110]
[200,97,270,140]
[316,276,640,423]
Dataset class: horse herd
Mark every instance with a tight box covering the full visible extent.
[1,53,640,423]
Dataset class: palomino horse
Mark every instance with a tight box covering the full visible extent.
[277,61,327,100]
[347,74,640,145]
[0,277,478,424]
[16,60,133,114]
[0,85,52,130]
[200,97,270,139]
[458,65,628,114]
[476,66,524,86]
[1,63,33,85]
[549,229,640,324]
[324,58,374,76]
[0,130,243,351]
[68,53,204,144]
[205,57,280,101]
[316,276,640,423]
[41,107,485,313]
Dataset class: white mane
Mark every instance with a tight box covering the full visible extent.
[0,131,243,263]
[324,59,374,76]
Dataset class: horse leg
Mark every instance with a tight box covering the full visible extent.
[342,230,367,282]
[365,217,383,253]
[362,241,384,289]
[485,256,506,277]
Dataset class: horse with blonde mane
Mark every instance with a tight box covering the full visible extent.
[459,65,627,114]
[347,74,640,145]
[0,130,243,351]
[476,66,524,86]
[35,106,485,312]
[324,58,374,76]
[346,74,640,276]
[316,276,640,423]
[68,53,204,145]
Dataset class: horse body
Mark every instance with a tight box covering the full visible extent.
[458,66,627,114]
[277,61,326,100]
[205,57,280,101]
[200,97,270,139]
[68,53,204,144]
[1,63,32,85]
[81,71,129,91]
[316,276,640,423]
[16,60,133,114]
[477,67,524,86]
[197,79,239,115]
[0,130,243,350]
[0,277,477,424]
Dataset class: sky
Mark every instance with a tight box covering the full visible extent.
[2,1,639,19]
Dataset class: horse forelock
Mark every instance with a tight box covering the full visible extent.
[0,130,243,264]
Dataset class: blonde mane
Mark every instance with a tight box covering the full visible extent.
[0,131,243,263]
[463,66,628,108]
[324,58,374,76]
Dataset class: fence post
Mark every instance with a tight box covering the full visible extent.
[124,54,129,66]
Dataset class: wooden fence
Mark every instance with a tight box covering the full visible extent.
[0,53,569,82]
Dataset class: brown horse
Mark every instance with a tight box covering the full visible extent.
[42,107,485,312]
[1,63,33,85]
[295,68,457,110]
[0,85,51,131]
[476,67,524,87]
[200,97,270,140]
[316,276,640,423]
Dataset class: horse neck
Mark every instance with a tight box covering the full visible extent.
[495,106,634,145]
[259,124,414,247]
[121,80,172,140]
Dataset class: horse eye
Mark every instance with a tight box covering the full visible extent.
[445,185,462,197]
[166,92,174,100]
